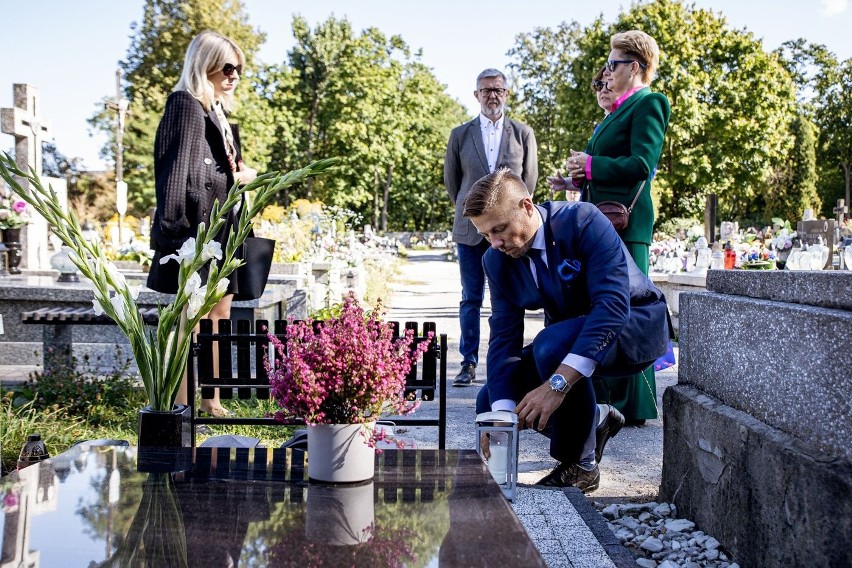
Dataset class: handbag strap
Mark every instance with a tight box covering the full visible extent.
[583,179,647,210]
[626,180,647,213]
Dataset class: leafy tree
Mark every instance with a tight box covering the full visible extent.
[777,40,852,217]
[763,115,820,221]
[509,0,799,224]
[262,16,467,230]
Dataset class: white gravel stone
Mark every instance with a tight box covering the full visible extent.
[665,518,696,532]
[653,503,672,517]
[705,536,721,550]
[602,504,620,519]
[617,516,641,530]
[639,511,652,522]
[706,548,720,560]
[671,540,681,550]
[658,561,680,568]
[635,558,658,568]
[640,537,665,553]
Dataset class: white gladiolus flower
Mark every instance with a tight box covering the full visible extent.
[184,272,202,295]
[110,294,128,321]
[105,261,127,290]
[187,285,208,319]
[129,285,141,300]
[159,238,197,265]
[215,278,230,295]
[92,297,106,316]
[201,241,223,262]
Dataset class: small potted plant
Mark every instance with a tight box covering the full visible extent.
[266,295,431,483]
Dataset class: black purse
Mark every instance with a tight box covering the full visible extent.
[594,180,646,233]
[233,235,275,301]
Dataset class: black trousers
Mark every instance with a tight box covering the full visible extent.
[476,317,635,464]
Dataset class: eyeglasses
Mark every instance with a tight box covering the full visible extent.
[221,63,243,77]
[592,80,608,92]
[478,88,507,97]
[605,59,646,72]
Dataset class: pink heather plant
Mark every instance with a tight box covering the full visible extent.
[266,295,431,425]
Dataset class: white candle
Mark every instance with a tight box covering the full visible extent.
[487,432,508,484]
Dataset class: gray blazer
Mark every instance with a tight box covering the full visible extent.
[444,116,538,246]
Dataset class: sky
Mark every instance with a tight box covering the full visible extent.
[1,0,850,172]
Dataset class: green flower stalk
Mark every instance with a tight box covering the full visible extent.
[0,152,337,411]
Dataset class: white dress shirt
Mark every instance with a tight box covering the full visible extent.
[479,113,504,173]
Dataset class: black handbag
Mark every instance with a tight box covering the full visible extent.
[595,180,646,233]
[233,236,275,301]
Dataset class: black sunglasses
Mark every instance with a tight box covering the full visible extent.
[592,80,608,92]
[221,63,243,77]
[605,59,647,72]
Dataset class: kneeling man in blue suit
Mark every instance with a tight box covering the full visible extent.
[465,168,670,492]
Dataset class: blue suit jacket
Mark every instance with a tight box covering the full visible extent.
[483,201,669,402]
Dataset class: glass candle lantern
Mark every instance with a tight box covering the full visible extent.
[475,410,519,501]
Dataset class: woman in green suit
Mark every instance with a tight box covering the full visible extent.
[565,30,671,425]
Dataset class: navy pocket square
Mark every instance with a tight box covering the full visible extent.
[558,259,582,283]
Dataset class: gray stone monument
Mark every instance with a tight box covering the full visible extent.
[1,84,54,269]
[661,270,852,567]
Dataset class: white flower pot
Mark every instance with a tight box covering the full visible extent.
[305,481,375,545]
[307,423,376,483]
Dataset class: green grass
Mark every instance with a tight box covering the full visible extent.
[1,378,299,476]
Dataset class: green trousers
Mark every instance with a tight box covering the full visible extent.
[593,241,659,421]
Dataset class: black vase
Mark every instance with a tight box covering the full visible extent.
[137,405,192,473]
[137,404,191,448]
[2,227,22,274]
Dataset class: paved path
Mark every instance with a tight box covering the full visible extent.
[386,248,678,567]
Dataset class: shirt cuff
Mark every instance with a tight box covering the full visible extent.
[562,354,597,378]
[491,399,516,412]
[585,157,593,180]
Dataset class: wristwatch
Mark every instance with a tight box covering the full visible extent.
[548,373,571,394]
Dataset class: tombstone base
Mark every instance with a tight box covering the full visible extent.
[660,385,852,568]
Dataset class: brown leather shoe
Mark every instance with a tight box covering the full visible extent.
[536,462,600,493]
[595,404,625,463]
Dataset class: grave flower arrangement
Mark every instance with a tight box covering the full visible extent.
[769,218,797,251]
[0,188,29,230]
[0,152,336,411]
[266,295,431,435]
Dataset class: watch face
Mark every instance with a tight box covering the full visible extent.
[549,374,567,391]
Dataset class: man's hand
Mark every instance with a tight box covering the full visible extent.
[480,432,491,460]
[515,382,566,431]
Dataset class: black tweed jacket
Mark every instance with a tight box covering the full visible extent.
[149,90,242,256]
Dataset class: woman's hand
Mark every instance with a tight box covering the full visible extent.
[233,163,258,186]
[565,150,590,182]
[546,171,572,192]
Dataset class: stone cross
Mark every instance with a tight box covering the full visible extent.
[1,84,52,189]
[1,84,54,270]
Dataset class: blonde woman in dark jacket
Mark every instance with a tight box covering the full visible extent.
[147,30,257,417]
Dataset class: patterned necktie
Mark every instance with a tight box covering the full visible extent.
[528,249,557,304]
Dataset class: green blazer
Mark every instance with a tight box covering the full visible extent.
[582,87,670,245]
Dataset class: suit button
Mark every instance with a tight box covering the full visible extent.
[205,181,212,190]
[204,158,213,165]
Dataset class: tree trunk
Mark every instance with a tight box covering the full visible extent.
[372,169,380,230]
[304,96,320,199]
[381,164,392,232]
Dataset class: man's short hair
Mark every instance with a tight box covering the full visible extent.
[463,168,528,218]
[476,68,508,89]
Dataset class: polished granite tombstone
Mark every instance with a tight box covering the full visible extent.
[0,445,545,567]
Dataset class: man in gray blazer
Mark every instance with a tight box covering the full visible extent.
[444,68,538,386]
